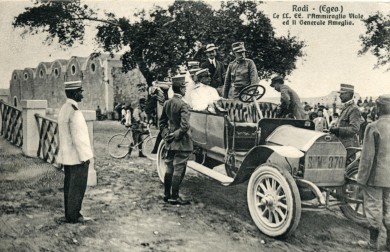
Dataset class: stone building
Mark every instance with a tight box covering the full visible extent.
[9,70,23,107]
[8,54,147,114]
[48,59,68,109]
[34,62,52,101]
[21,68,35,100]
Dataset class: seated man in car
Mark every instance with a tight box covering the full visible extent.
[189,68,223,113]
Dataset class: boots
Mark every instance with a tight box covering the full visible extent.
[369,228,379,249]
[163,174,172,202]
[168,197,191,205]
[169,178,190,205]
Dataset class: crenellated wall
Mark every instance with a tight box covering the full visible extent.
[79,56,106,111]
[6,54,147,113]
[34,62,52,100]
[10,70,23,107]
[20,68,35,101]
[48,59,67,109]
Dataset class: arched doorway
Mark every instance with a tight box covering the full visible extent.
[13,96,18,107]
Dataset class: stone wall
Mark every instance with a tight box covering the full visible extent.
[34,62,52,101]
[48,59,67,109]
[111,67,147,109]
[0,89,10,103]
[20,68,35,100]
[10,70,23,107]
[6,54,147,114]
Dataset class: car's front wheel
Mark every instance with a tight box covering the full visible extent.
[247,164,301,238]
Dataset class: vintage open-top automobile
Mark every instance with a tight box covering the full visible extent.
[156,84,367,238]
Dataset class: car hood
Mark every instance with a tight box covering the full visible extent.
[266,125,328,152]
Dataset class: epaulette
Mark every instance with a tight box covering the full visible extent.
[71,104,79,110]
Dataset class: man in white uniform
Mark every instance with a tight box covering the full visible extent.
[190,69,221,111]
[57,80,93,223]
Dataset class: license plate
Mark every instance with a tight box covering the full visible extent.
[306,155,345,169]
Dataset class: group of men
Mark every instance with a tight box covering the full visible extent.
[55,41,390,251]
[158,42,390,249]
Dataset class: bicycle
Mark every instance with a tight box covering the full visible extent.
[107,123,157,160]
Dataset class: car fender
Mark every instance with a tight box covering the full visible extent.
[231,145,304,185]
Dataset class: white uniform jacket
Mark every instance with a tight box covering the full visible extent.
[57,99,93,165]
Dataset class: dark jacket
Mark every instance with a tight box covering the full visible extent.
[159,94,193,151]
[357,115,390,187]
[223,58,258,98]
[200,59,225,89]
[279,85,307,120]
[336,101,362,148]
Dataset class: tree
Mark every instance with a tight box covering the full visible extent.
[13,0,305,85]
[359,12,390,70]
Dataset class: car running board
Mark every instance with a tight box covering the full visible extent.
[187,161,234,186]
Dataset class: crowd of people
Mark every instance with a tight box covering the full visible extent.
[300,93,378,146]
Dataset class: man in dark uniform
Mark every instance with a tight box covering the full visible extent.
[114,102,122,121]
[131,98,147,158]
[223,42,259,99]
[200,43,225,95]
[270,75,307,120]
[357,95,390,250]
[159,75,193,205]
[330,84,362,148]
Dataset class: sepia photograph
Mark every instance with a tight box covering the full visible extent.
[1,0,390,251]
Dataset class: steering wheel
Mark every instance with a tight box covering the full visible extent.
[238,85,266,103]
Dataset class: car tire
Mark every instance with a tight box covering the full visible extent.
[247,163,301,238]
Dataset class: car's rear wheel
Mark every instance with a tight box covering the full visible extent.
[156,141,167,183]
[339,165,369,227]
[247,164,301,238]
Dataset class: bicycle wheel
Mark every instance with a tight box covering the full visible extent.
[141,135,157,160]
[107,134,132,158]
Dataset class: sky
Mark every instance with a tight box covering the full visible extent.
[0,0,389,98]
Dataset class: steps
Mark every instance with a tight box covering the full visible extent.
[187,161,233,186]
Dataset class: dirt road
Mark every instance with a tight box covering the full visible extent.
[0,121,380,251]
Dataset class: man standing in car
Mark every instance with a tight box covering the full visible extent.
[329,84,362,148]
[200,43,225,95]
[159,75,193,205]
[357,95,390,250]
[223,42,259,99]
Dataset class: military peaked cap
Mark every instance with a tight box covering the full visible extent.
[194,68,210,78]
[232,42,246,53]
[338,83,354,93]
[171,75,187,88]
[64,80,82,90]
